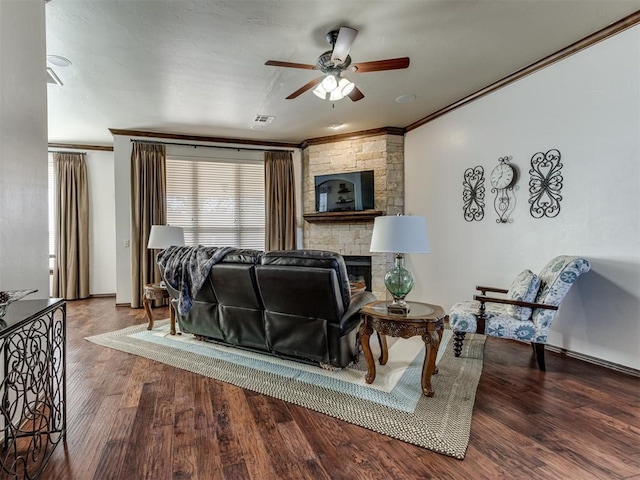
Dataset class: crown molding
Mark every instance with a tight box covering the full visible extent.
[108,128,299,149]
[300,127,405,149]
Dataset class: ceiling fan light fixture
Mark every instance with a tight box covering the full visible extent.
[321,74,338,92]
[312,77,354,101]
[313,83,328,99]
[329,89,344,101]
[339,78,355,96]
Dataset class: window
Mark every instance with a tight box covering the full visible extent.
[166,151,265,249]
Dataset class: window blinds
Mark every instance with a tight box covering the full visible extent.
[166,156,265,250]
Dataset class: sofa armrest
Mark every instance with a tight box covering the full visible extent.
[339,291,377,333]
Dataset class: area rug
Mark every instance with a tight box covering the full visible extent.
[86,320,485,459]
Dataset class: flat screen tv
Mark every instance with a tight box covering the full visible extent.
[314,170,374,213]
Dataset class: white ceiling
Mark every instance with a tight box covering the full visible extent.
[45,1,640,146]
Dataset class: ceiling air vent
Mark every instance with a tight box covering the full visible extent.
[251,114,275,130]
[46,67,63,86]
[253,115,275,124]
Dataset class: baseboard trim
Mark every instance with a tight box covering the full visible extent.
[89,293,115,298]
[545,345,639,377]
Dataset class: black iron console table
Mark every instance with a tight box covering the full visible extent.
[0,299,66,479]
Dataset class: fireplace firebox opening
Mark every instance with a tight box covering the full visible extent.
[342,255,372,292]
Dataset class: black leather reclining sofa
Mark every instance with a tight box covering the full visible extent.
[165,249,376,368]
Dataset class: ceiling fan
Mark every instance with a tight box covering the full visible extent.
[265,26,410,102]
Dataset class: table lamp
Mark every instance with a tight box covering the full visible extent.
[147,225,185,286]
[369,215,429,314]
[148,225,185,250]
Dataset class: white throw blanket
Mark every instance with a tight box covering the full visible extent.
[156,245,234,315]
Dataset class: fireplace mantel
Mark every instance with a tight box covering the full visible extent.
[303,210,384,223]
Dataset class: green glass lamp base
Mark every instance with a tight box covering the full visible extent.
[384,254,414,313]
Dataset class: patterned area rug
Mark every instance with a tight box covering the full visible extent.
[86,321,485,459]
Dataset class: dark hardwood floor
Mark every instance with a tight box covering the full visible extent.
[41,297,639,480]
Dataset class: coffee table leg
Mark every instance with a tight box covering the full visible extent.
[421,330,441,397]
[359,317,376,384]
[143,296,154,330]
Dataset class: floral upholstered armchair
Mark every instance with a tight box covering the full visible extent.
[449,256,590,370]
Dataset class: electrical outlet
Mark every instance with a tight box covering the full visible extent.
[124,240,130,247]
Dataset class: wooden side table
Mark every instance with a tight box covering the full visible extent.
[359,300,445,397]
[143,283,176,335]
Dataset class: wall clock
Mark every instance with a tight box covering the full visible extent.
[490,156,518,224]
[489,162,515,189]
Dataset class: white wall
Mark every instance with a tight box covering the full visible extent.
[112,133,302,305]
[112,135,132,304]
[405,26,640,370]
[0,1,49,297]
[85,151,117,294]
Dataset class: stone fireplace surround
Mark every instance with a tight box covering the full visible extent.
[302,130,405,301]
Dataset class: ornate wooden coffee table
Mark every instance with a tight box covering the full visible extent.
[359,300,445,397]
[143,283,176,335]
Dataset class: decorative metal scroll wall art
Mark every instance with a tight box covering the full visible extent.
[462,166,485,221]
[529,149,563,218]
[490,156,518,224]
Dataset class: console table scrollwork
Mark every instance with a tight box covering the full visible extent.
[0,299,66,479]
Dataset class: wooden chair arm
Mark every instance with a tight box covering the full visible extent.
[473,295,559,311]
[475,285,509,295]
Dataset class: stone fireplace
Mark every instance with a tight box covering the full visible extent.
[301,130,405,300]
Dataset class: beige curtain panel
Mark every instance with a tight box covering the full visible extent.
[130,142,167,308]
[264,151,296,251]
[53,152,90,300]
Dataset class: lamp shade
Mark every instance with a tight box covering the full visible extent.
[369,215,430,254]
[147,225,185,249]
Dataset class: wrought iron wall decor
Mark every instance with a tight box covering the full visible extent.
[462,166,485,222]
[490,156,517,223]
[529,149,563,218]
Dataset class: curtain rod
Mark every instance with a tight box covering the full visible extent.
[49,150,87,155]
[130,139,293,153]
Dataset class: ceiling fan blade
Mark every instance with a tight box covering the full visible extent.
[265,60,317,70]
[352,57,410,73]
[331,27,358,65]
[286,77,323,99]
[347,85,364,102]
